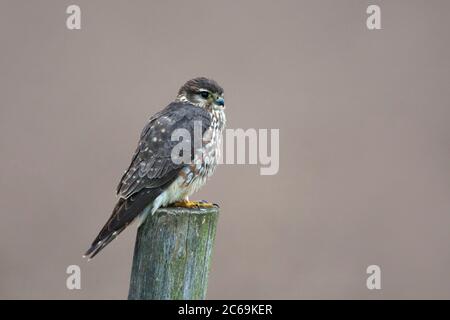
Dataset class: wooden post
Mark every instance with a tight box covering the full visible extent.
[128,206,219,300]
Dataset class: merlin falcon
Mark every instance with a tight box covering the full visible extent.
[84,77,226,259]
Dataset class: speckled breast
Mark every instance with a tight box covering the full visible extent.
[182,108,226,194]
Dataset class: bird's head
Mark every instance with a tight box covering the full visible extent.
[176,77,225,110]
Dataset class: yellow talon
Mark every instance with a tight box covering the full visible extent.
[195,202,215,208]
[173,200,215,208]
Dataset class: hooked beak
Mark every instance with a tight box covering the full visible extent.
[215,97,225,107]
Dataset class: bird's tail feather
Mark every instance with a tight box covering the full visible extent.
[84,188,161,260]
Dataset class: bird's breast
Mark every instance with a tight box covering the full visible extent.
[179,109,225,194]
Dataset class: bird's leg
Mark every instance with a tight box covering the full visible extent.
[173,197,215,208]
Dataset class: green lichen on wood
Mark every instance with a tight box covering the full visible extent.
[128,206,219,300]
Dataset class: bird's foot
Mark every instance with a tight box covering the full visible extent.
[173,200,215,208]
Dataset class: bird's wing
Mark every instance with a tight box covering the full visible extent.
[117,102,211,198]
[84,102,211,259]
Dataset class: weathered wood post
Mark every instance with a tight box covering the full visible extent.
[128,206,219,300]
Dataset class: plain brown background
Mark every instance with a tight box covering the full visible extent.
[1,0,449,299]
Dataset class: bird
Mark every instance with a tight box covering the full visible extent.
[84,77,226,260]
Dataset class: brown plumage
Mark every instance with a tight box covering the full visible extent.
[84,78,226,259]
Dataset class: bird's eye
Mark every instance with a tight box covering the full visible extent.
[200,91,210,99]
